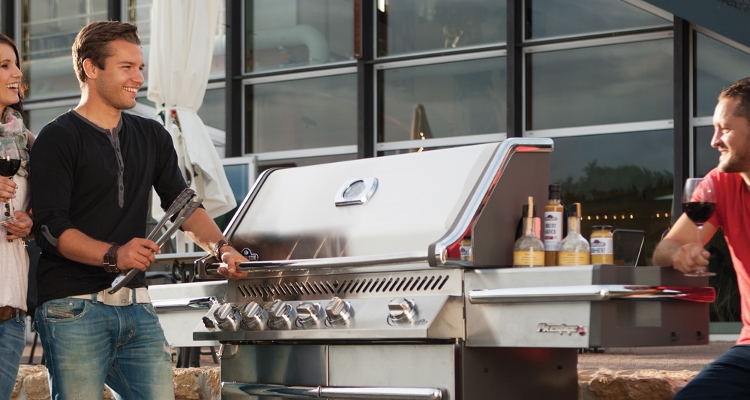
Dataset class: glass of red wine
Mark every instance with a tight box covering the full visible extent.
[682,177,717,277]
[0,136,22,226]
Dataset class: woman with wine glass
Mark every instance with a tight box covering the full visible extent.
[0,34,34,400]
[654,77,750,399]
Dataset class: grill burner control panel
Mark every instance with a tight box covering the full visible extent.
[194,295,451,342]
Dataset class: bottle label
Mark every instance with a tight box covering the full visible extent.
[460,240,473,261]
[558,252,590,266]
[590,238,613,255]
[514,251,545,267]
[543,211,563,251]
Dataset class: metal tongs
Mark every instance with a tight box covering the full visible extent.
[109,188,203,294]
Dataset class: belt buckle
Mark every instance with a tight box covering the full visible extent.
[104,288,132,306]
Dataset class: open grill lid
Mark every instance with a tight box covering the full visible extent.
[222,138,552,270]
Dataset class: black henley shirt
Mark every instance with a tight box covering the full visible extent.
[31,110,188,304]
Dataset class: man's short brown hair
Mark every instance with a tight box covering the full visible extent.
[720,77,750,124]
[72,21,141,88]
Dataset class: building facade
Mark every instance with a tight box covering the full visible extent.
[3,0,748,326]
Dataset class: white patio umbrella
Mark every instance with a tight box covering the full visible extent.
[147,0,236,220]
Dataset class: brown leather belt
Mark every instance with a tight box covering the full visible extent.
[0,305,26,322]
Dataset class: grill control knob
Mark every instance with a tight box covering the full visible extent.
[388,298,417,323]
[267,299,294,330]
[325,297,352,325]
[213,303,239,331]
[296,302,322,328]
[240,301,266,330]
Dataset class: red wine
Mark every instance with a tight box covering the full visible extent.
[683,201,715,225]
[0,159,20,177]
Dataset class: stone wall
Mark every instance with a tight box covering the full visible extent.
[13,365,698,400]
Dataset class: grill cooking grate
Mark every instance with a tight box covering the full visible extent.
[236,275,451,299]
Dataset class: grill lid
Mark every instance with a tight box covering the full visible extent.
[222,138,552,270]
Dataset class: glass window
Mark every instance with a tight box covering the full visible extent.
[27,106,71,134]
[198,88,226,131]
[377,0,505,57]
[379,57,505,143]
[21,0,108,100]
[695,33,750,118]
[550,130,673,266]
[528,39,672,130]
[695,126,717,177]
[129,0,227,82]
[526,0,668,40]
[246,74,357,153]
[245,0,354,73]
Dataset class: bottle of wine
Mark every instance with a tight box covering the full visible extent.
[558,203,590,266]
[543,184,564,266]
[513,196,545,268]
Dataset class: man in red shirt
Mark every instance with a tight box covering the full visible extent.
[654,76,750,398]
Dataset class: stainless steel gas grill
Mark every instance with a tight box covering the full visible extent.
[185,138,713,400]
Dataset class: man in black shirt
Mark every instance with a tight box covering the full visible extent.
[30,21,246,399]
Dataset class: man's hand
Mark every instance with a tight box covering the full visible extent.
[217,246,248,280]
[116,238,160,272]
[669,242,711,275]
[3,210,32,239]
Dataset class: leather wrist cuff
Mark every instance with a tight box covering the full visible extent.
[103,243,120,273]
[213,239,231,261]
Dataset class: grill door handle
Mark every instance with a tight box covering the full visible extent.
[222,382,444,399]
[468,285,715,304]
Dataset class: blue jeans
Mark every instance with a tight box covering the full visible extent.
[674,344,750,399]
[35,298,175,400]
[0,314,25,400]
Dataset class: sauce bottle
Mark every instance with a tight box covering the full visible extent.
[590,225,614,264]
[544,184,564,266]
[558,203,590,266]
[513,197,545,268]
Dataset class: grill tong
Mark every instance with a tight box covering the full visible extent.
[109,188,203,294]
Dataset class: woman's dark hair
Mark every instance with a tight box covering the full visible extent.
[0,33,23,113]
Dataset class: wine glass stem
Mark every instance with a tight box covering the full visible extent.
[7,177,13,222]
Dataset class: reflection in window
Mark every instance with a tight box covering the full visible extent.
[379,57,505,143]
[21,0,107,100]
[246,74,357,153]
[528,39,672,130]
[695,33,750,118]
[550,130,673,265]
[526,0,668,40]
[377,0,505,57]
[245,0,354,73]
[695,126,718,178]
[27,106,71,134]
[198,88,226,131]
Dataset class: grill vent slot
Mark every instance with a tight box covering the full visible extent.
[237,275,450,299]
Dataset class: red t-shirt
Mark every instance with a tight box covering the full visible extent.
[704,168,750,344]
